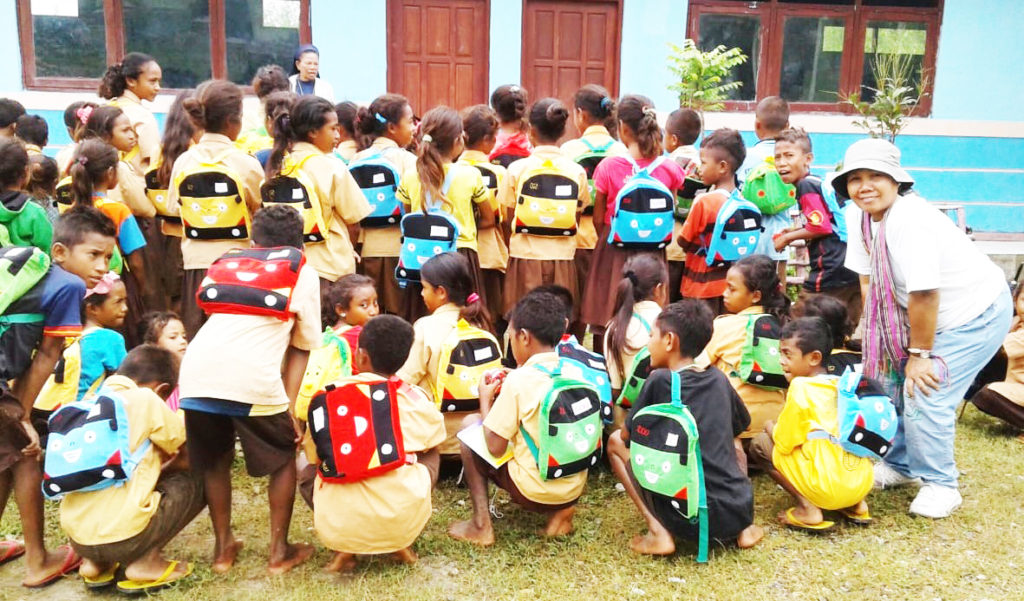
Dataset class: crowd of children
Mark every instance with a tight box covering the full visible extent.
[0,51,1019,594]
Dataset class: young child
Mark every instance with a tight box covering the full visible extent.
[307,314,445,572]
[749,317,873,531]
[0,139,53,252]
[0,98,26,138]
[83,105,153,218]
[140,311,188,411]
[608,300,762,555]
[458,104,509,331]
[351,94,417,317]
[398,252,490,455]
[56,101,97,175]
[76,272,128,401]
[59,344,203,593]
[334,101,360,163]
[582,95,686,342]
[14,114,48,155]
[797,294,861,376]
[0,206,115,587]
[251,91,297,169]
[663,108,703,303]
[970,285,1024,432]
[178,205,320,575]
[98,52,163,170]
[25,153,61,225]
[697,255,789,449]
[771,127,861,325]
[605,254,669,410]
[677,128,747,314]
[739,96,791,282]
[326,273,379,336]
[501,98,589,319]
[236,64,289,156]
[448,292,588,545]
[397,106,491,313]
[488,84,532,168]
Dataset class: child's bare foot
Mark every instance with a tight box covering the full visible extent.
[22,545,81,587]
[448,519,495,546]
[78,558,113,580]
[629,530,676,555]
[736,524,764,549]
[211,539,243,574]
[542,506,576,537]
[124,557,190,583]
[777,505,824,526]
[392,547,418,565]
[323,552,357,573]
[267,543,314,575]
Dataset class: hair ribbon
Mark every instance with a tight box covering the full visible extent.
[375,112,388,124]
[467,292,480,304]
[76,106,94,125]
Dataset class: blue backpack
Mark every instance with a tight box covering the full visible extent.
[556,335,613,423]
[607,157,674,250]
[704,190,763,266]
[395,171,459,288]
[816,174,848,243]
[41,392,150,500]
[807,369,898,460]
[348,151,404,228]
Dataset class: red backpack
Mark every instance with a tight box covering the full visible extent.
[196,247,305,320]
[307,375,407,483]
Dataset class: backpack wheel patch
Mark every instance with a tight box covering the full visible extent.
[736,314,787,390]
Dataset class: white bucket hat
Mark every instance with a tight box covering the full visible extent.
[831,138,914,199]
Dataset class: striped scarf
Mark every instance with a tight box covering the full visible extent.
[861,209,909,394]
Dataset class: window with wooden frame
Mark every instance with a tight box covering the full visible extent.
[686,0,941,113]
[17,0,312,91]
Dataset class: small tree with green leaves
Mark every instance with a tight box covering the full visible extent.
[842,52,930,143]
[667,39,748,121]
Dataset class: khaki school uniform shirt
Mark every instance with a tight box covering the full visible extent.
[59,376,186,545]
[502,146,589,262]
[458,150,509,271]
[483,351,588,504]
[353,138,417,258]
[290,142,373,281]
[310,373,445,554]
[397,163,489,252]
[112,91,160,170]
[697,306,786,437]
[166,133,264,270]
[111,160,155,218]
[560,126,628,251]
[335,140,358,163]
[605,300,662,390]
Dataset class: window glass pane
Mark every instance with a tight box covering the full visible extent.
[225,0,301,86]
[780,17,845,103]
[697,14,759,101]
[123,0,212,88]
[31,0,106,78]
[861,20,927,102]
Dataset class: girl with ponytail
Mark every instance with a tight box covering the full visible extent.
[99,52,162,169]
[488,84,532,168]
[82,105,153,219]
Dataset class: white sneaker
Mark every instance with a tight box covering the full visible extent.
[909,483,963,519]
[873,462,922,489]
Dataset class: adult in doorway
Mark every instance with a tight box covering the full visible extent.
[289,44,335,103]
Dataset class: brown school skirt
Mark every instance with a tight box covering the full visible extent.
[360,256,408,318]
[503,257,577,319]
[157,227,184,308]
[482,268,505,328]
[574,248,593,311]
[138,216,167,312]
[580,235,666,328]
[180,268,208,339]
[120,262,147,348]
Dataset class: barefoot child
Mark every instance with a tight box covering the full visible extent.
[607,300,762,557]
[307,315,445,572]
[748,317,874,531]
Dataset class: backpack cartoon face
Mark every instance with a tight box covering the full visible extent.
[617,350,653,408]
[179,171,249,240]
[718,207,762,259]
[261,177,325,244]
[55,177,73,215]
[144,168,176,221]
[43,397,132,498]
[349,160,403,227]
[609,184,674,249]
[742,162,797,216]
[738,315,787,390]
[515,171,579,236]
[395,212,459,285]
[197,247,304,320]
[837,374,898,459]
[539,383,602,479]
[629,411,694,501]
[438,337,502,412]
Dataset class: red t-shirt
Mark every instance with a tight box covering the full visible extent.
[593,156,686,225]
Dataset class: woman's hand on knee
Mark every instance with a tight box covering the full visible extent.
[904,355,941,398]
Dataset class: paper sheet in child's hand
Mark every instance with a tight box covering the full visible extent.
[457,422,513,468]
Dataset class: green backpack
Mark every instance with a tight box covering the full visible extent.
[519,364,603,480]
[735,314,787,390]
[628,368,708,562]
[616,312,653,408]
[0,246,51,337]
[742,158,796,216]
[573,139,615,216]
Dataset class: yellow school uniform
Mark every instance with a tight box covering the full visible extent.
[111,160,155,218]
[396,163,489,252]
[335,140,358,164]
[560,126,628,251]
[110,90,160,169]
[605,300,662,390]
[353,138,417,258]
[771,375,873,510]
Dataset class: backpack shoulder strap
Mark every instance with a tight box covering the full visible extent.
[632,311,652,334]
[694,441,709,563]
[642,156,666,175]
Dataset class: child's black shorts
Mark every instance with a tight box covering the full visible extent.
[184,407,296,477]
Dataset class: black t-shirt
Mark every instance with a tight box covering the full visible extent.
[625,366,754,541]
[796,176,859,292]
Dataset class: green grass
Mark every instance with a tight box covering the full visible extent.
[3,407,1023,601]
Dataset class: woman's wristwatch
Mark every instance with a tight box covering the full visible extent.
[907,347,932,359]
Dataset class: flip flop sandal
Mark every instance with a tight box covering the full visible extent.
[779,508,835,533]
[839,507,873,526]
[0,540,25,566]
[116,561,193,595]
[22,544,82,588]
[83,562,120,589]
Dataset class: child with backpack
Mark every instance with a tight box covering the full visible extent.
[449,291,599,546]
[582,95,686,344]
[80,106,152,220]
[351,94,417,318]
[54,344,202,594]
[677,128,751,314]
[739,97,791,282]
[398,252,498,456]
[333,101,360,163]
[607,300,762,558]
[169,79,264,338]
[178,205,321,575]
[0,139,53,252]
[770,128,862,325]
[500,98,589,319]
[488,84,532,168]
[306,314,445,572]
[663,108,703,302]
[605,254,669,414]
[0,206,116,588]
[796,295,861,376]
[748,318,877,531]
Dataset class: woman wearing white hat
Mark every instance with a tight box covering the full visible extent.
[835,138,1011,519]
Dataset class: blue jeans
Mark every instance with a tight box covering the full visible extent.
[884,289,1013,487]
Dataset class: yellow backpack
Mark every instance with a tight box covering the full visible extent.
[34,337,105,411]
[295,327,353,419]
[435,319,503,413]
[260,154,330,245]
[174,150,252,241]
[144,158,178,223]
[513,158,580,237]
[460,157,504,224]
[54,176,74,215]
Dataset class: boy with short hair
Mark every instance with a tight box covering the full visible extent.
[449,292,588,546]
[61,344,203,593]
[664,109,703,303]
[739,97,791,281]
[178,205,321,574]
[771,128,862,325]
[308,314,445,573]
[0,206,115,587]
[15,115,48,155]
[0,98,26,138]
[607,300,762,556]
[748,317,873,531]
